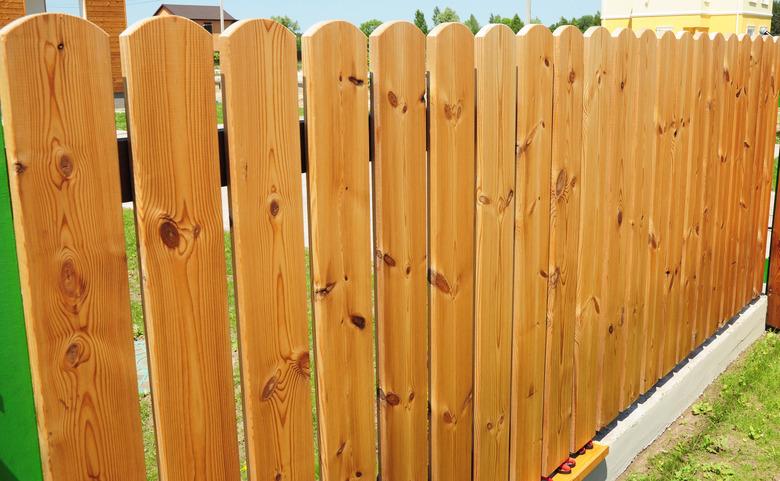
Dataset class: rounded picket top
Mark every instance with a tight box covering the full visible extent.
[475,22,513,40]
[657,28,675,41]
[552,23,583,40]
[370,19,423,40]
[121,13,212,45]
[692,30,709,42]
[303,19,365,41]
[221,17,296,45]
[584,25,609,39]
[675,29,693,41]
[517,22,552,38]
[708,31,725,42]
[428,20,473,39]
[613,26,632,42]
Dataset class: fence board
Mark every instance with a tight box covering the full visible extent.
[427,21,476,481]
[575,25,608,445]
[634,29,659,394]
[741,36,765,307]
[510,24,553,481]
[220,19,315,481]
[369,20,428,481]
[619,29,647,408]
[0,13,145,481]
[599,27,630,425]
[682,33,712,352]
[753,38,780,295]
[700,34,726,339]
[666,32,693,368]
[473,23,516,481]
[543,25,583,475]
[120,16,240,481]
[301,20,376,481]
[726,36,753,320]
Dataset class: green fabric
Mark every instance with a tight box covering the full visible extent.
[0,114,43,481]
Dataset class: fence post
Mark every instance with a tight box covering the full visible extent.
[0,111,43,481]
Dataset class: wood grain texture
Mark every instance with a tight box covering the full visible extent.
[427,21,476,481]
[0,13,145,481]
[618,29,647,409]
[0,0,24,30]
[473,23,516,481]
[83,0,126,91]
[741,36,765,308]
[665,31,692,370]
[633,29,658,395]
[724,36,752,320]
[711,35,739,330]
[753,38,779,297]
[368,20,428,481]
[120,16,240,481]
[510,24,553,481]
[764,39,780,328]
[681,33,712,352]
[598,27,630,426]
[301,20,376,481]
[699,34,726,340]
[220,19,315,481]
[644,31,676,384]
[543,25,582,475]
[574,25,608,446]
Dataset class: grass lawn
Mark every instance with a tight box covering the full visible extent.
[123,209,319,481]
[622,331,780,481]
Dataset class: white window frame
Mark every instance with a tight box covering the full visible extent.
[655,26,674,34]
[747,25,757,36]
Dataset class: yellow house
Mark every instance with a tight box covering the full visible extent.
[602,0,773,34]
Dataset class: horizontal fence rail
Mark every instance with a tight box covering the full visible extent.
[1,12,778,481]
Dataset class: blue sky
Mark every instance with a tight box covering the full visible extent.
[46,0,602,32]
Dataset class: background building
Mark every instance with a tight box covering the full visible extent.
[602,0,773,34]
[153,3,237,49]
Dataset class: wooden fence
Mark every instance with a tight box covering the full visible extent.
[0,12,778,481]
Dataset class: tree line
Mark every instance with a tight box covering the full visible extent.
[270,6,602,46]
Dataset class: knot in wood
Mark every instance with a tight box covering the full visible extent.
[159,220,180,249]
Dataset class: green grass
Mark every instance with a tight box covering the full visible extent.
[115,103,224,131]
[625,332,780,481]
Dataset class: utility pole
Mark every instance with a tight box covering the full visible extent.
[219,0,225,33]
[526,0,531,24]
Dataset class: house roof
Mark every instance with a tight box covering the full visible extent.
[153,4,237,21]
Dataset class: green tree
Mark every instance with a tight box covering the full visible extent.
[432,6,460,25]
[549,11,601,32]
[772,1,780,35]
[488,13,524,33]
[464,14,481,34]
[272,15,302,58]
[414,9,430,34]
[359,19,383,37]
[271,15,301,35]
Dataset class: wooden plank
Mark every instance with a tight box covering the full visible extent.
[543,25,583,475]
[551,442,609,481]
[682,33,713,352]
[598,27,630,426]
[613,30,647,411]
[726,36,753,318]
[644,30,677,385]
[0,0,24,30]
[301,20,376,481]
[699,33,726,340]
[368,20,428,481]
[473,23,516,481]
[633,29,659,395]
[574,25,608,446]
[510,24,553,481]
[709,35,739,331]
[0,78,44,481]
[219,19,315,481]
[620,29,650,407]
[120,16,240,481]
[427,21,476,481]
[741,36,766,307]
[666,31,692,369]
[753,38,779,296]
[0,13,145,481]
